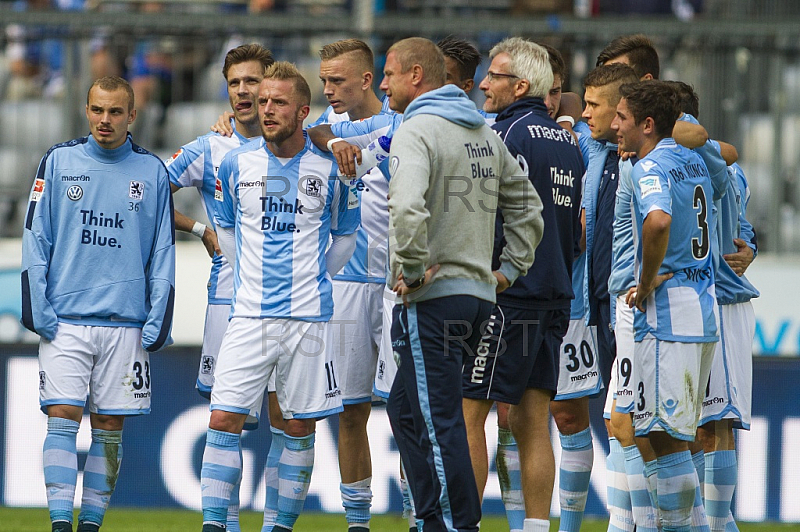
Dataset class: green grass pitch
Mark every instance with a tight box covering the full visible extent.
[1,508,799,532]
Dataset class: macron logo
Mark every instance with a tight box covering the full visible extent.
[640,160,658,172]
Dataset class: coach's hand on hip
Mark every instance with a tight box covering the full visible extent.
[393,264,440,305]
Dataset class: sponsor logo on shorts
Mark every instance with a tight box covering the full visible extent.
[67,185,83,201]
[471,314,500,384]
[662,398,678,417]
[570,369,598,382]
[134,391,151,399]
[201,356,214,375]
[617,388,633,396]
[703,396,725,407]
[325,389,342,399]
[391,339,406,348]
[377,360,385,380]
[634,411,653,421]
[39,371,46,389]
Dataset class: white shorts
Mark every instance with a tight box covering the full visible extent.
[633,335,715,440]
[331,280,383,403]
[196,303,231,398]
[699,302,754,429]
[373,287,398,401]
[211,317,343,420]
[196,303,264,429]
[603,358,617,419]
[39,323,150,416]
[554,319,602,400]
[614,297,636,414]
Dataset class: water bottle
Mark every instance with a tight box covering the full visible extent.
[355,135,392,179]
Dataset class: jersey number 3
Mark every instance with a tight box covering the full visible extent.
[691,185,709,260]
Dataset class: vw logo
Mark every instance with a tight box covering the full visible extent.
[67,185,83,201]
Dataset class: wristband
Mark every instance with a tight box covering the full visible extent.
[556,115,575,127]
[191,221,207,238]
[326,137,345,152]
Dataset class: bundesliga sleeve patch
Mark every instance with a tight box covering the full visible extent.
[215,178,223,202]
[31,178,45,202]
[639,175,662,199]
[164,148,182,166]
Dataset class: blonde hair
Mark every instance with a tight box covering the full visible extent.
[264,61,311,107]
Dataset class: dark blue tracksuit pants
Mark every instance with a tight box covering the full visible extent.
[387,295,492,532]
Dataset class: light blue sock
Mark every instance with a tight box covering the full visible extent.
[78,429,122,527]
[690,452,710,532]
[724,511,739,531]
[226,446,243,532]
[262,427,285,531]
[44,417,80,524]
[623,444,658,532]
[200,429,242,527]
[643,459,660,512]
[705,450,737,532]
[606,438,635,532]
[557,427,593,532]
[657,451,700,532]
[274,432,315,530]
[341,477,372,525]
[497,427,524,532]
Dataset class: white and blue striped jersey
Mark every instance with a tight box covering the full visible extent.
[214,137,360,321]
[165,122,256,304]
[630,138,718,343]
[21,134,175,351]
[329,111,400,284]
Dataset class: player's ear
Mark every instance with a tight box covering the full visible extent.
[362,71,373,90]
[128,109,137,125]
[298,104,310,122]
[643,116,654,134]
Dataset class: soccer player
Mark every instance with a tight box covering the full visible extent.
[577,62,642,531]
[198,62,359,532]
[668,81,759,532]
[696,161,757,532]
[543,48,610,532]
[594,40,722,531]
[383,37,542,532]
[21,75,175,532]
[613,80,718,532]
[165,43,276,532]
[463,37,582,532]
[313,38,391,532]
